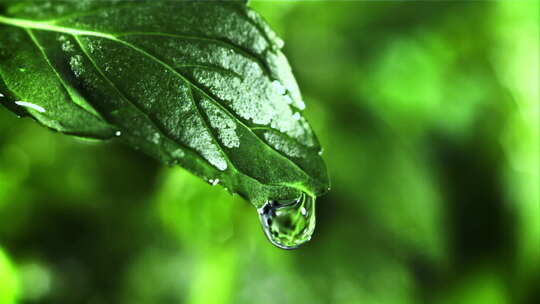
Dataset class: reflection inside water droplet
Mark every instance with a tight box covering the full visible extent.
[257,192,316,250]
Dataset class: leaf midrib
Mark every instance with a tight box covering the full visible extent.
[0,15,318,195]
[12,3,275,79]
[73,33,255,187]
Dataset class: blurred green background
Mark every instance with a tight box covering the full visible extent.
[0,1,538,303]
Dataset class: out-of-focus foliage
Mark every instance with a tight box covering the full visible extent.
[0,247,19,304]
[0,1,538,304]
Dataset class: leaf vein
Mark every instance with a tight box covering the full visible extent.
[0,15,315,192]
[110,38,312,181]
[73,35,207,165]
[24,28,107,122]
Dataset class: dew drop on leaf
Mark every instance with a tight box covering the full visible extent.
[271,80,287,95]
[257,192,316,249]
[69,55,84,77]
[61,40,75,52]
[14,101,46,113]
[170,149,185,159]
[151,132,161,144]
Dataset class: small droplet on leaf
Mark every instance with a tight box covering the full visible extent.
[170,149,185,159]
[151,132,161,144]
[15,101,46,113]
[271,80,287,95]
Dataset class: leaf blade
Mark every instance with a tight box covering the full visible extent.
[0,0,329,205]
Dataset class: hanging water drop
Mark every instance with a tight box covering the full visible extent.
[257,192,316,250]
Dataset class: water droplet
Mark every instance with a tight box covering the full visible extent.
[151,132,161,144]
[18,68,27,73]
[283,95,293,105]
[209,178,220,186]
[14,101,46,113]
[115,131,122,136]
[61,40,75,52]
[69,55,84,77]
[257,193,316,250]
[296,99,306,111]
[0,93,4,98]
[274,36,285,50]
[263,132,305,158]
[200,98,240,148]
[271,80,287,95]
[171,148,185,159]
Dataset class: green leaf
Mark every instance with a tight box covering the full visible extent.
[0,0,329,206]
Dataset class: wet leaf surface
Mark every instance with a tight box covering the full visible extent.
[0,0,329,206]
